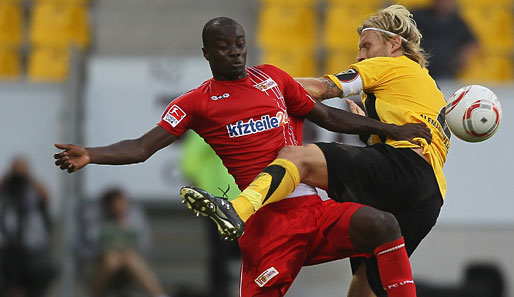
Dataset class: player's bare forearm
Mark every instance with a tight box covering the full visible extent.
[307,103,432,143]
[296,77,343,101]
[86,139,150,165]
[88,127,177,165]
[54,126,177,172]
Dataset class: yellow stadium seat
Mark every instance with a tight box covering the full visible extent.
[34,0,89,4]
[394,0,432,9]
[28,47,70,81]
[259,0,319,6]
[0,3,23,47]
[324,4,375,51]
[0,48,21,78]
[461,7,513,54]
[260,50,317,77]
[327,0,382,7]
[457,0,511,7]
[30,2,90,49]
[458,51,513,83]
[257,5,317,51]
[324,50,359,75]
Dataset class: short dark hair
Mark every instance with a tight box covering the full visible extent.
[202,17,242,47]
[100,187,126,217]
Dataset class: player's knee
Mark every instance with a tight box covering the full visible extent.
[372,210,401,243]
[277,145,302,163]
[350,207,401,252]
[277,144,318,176]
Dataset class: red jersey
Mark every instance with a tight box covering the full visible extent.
[158,64,316,189]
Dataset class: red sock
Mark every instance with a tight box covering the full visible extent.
[374,237,416,297]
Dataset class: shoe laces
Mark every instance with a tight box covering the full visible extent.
[217,184,231,200]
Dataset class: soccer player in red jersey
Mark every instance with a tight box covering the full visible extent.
[54,17,430,297]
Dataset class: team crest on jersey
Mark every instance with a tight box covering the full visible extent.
[163,104,186,127]
[255,267,279,287]
[253,78,278,92]
[226,111,288,138]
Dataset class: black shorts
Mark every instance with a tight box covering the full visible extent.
[315,142,443,297]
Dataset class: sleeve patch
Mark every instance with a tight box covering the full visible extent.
[334,68,359,82]
[163,104,186,127]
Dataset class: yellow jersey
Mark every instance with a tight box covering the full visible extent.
[330,56,449,198]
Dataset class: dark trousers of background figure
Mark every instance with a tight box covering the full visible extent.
[206,218,241,297]
[0,248,57,297]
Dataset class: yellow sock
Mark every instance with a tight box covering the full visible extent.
[231,158,300,222]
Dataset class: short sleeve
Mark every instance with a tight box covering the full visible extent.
[264,65,316,117]
[349,57,396,91]
[157,91,196,136]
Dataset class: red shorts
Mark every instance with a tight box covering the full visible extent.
[238,194,366,297]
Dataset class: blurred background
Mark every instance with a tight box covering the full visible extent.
[0,0,513,296]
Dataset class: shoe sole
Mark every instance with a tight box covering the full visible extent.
[180,187,238,240]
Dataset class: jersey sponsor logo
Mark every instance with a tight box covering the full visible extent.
[211,93,230,100]
[163,104,186,127]
[226,111,288,138]
[255,267,279,287]
[253,78,278,92]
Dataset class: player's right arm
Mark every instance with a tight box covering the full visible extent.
[295,77,343,101]
[54,126,177,173]
[296,69,362,101]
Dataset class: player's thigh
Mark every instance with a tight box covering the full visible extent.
[239,196,321,296]
[277,144,328,189]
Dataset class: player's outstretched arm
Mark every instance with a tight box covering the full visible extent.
[295,77,343,101]
[54,126,177,173]
[306,102,432,144]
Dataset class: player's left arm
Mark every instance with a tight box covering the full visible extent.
[306,102,432,144]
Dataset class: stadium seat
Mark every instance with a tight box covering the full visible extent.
[457,0,511,7]
[35,0,89,3]
[461,7,513,54]
[324,4,375,51]
[0,48,21,78]
[394,0,432,9]
[458,51,513,83]
[29,2,91,49]
[324,50,359,75]
[260,49,317,77]
[257,4,316,51]
[259,0,319,6]
[27,46,69,81]
[327,0,382,7]
[0,2,23,48]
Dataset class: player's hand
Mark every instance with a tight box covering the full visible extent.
[54,143,90,173]
[389,123,432,145]
[345,99,365,116]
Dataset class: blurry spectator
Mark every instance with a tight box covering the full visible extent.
[181,131,241,297]
[0,157,57,297]
[88,188,169,297]
[413,0,478,79]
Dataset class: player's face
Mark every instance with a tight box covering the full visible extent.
[203,24,247,81]
[357,30,394,62]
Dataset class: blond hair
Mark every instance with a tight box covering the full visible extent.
[357,4,429,68]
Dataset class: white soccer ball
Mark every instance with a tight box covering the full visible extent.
[445,85,502,142]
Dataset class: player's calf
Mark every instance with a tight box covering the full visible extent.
[349,207,416,297]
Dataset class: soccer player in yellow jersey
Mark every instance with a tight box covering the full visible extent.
[182,5,449,297]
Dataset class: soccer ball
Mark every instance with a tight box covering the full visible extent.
[445,85,502,142]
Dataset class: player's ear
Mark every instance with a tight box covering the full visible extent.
[391,36,402,51]
[202,47,210,61]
